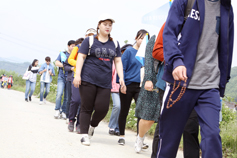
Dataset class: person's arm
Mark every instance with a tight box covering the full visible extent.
[153,23,165,62]
[73,53,87,88]
[55,53,63,67]
[68,47,79,67]
[227,6,234,83]
[163,0,188,81]
[114,57,126,94]
[38,65,46,75]
[64,58,73,72]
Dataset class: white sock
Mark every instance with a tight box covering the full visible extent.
[120,137,125,140]
[82,134,88,137]
[109,128,114,131]
[90,126,95,130]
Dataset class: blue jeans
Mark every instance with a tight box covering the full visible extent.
[25,80,36,99]
[66,81,72,118]
[108,92,121,132]
[40,82,50,101]
[55,76,68,113]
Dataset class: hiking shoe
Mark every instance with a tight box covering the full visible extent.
[114,131,120,136]
[54,110,60,119]
[43,98,46,104]
[81,135,90,146]
[39,101,43,105]
[118,138,125,145]
[29,97,31,101]
[61,112,67,120]
[88,127,94,139]
[109,129,115,135]
[135,136,144,153]
[68,120,74,132]
[66,118,69,124]
[76,125,80,134]
[142,143,149,150]
[25,98,28,102]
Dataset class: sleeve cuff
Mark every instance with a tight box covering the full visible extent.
[173,58,184,71]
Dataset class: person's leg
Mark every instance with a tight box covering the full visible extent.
[39,82,45,102]
[61,78,68,114]
[194,89,222,158]
[151,89,165,158]
[183,110,200,158]
[66,81,72,118]
[138,119,155,137]
[90,87,111,127]
[133,85,141,135]
[69,80,81,123]
[118,85,135,136]
[79,81,97,134]
[44,83,50,99]
[55,77,64,111]
[29,82,36,97]
[157,86,200,158]
[25,80,30,99]
[108,92,121,132]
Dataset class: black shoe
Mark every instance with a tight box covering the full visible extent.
[114,131,120,136]
[68,120,74,132]
[29,97,31,101]
[109,129,115,135]
[118,138,125,145]
[76,124,80,134]
[25,98,28,102]
[142,143,149,149]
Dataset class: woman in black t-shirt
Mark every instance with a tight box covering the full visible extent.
[73,14,126,146]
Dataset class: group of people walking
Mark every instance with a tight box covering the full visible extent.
[23,0,234,157]
[0,74,13,89]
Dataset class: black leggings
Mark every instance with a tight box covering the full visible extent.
[79,81,111,134]
[119,82,140,136]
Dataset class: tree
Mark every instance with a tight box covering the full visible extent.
[124,40,128,44]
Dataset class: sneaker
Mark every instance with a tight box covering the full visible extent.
[43,98,46,104]
[39,101,43,105]
[114,131,120,136]
[25,98,28,102]
[135,136,144,153]
[61,112,67,120]
[109,129,115,135]
[54,110,60,119]
[118,138,125,145]
[29,97,31,101]
[68,120,74,132]
[76,125,80,134]
[142,143,149,150]
[66,118,69,124]
[88,127,94,139]
[81,135,90,146]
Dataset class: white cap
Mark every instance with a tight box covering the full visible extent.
[98,13,115,23]
[85,28,97,35]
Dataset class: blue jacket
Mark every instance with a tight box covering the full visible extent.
[162,0,234,97]
[38,63,55,83]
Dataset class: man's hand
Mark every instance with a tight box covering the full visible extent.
[172,66,187,81]
[119,79,126,94]
[71,67,74,71]
[144,81,153,91]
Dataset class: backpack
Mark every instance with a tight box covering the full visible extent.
[88,35,118,55]
[60,51,67,63]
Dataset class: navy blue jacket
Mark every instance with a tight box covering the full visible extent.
[162,0,234,97]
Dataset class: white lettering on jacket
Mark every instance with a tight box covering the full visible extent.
[188,9,200,21]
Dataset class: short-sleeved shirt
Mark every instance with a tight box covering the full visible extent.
[56,51,70,79]
[79,36,121,89]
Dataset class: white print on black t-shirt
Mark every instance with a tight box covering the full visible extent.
[188,9,200,21]
[95,48,116,59]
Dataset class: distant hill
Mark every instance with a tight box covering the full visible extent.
[0,61,31,75]
[225,66,237,102]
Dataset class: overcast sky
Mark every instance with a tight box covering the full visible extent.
[0,0,237,67]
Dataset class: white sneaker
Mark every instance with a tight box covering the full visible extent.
[39,101,43,105]
[54,110,60,119]
[88,126,95,139]
[66,118,69,124]
[61,112,67,120]
[135,135,144,153]
[81,135,90,146]
[43,98,46,104]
